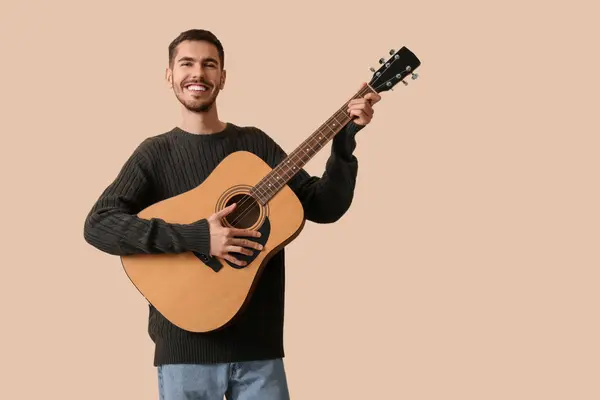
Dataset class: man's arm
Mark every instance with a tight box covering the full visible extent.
[256,121,365,223]
[83,140,211,257]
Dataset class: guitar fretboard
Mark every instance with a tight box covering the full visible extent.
[251,84,376,204]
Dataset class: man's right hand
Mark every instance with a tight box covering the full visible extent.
[207,203,263,267]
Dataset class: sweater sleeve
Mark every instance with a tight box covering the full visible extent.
[256,121,364,223]
[83,140,211,257]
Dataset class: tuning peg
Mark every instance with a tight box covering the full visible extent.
[402,80,408,86]
[370,67,376,72]
[389,49,395,55]
[379,58,385,64]
[411,72,419,80]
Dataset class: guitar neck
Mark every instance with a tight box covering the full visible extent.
[251,84,377,204]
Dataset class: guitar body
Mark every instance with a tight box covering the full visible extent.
[120,150,306,333]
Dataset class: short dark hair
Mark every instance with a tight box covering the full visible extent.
[168,29,225,69]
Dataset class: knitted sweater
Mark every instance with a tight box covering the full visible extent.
[83,121,363,365]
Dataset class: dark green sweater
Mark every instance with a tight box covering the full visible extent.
[83,121,363,366]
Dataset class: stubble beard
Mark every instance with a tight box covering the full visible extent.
[174,85,220,113]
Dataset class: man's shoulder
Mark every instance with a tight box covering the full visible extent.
[144,128,177,143]
[229,122,265,137]
[230,123,279,145]
[133,128,178,154]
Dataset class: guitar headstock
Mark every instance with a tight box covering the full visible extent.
[368,46,421,93]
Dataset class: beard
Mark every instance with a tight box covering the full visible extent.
[173,81,220,113]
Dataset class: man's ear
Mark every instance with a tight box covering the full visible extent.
[220,69,227,90]
[165,67,173,88]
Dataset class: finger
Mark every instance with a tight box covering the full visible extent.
[349,103,373,116]
[349,110,371,125]
[213,203,236,219]
[347,99,372,109]
[227,246,253,256]
[347,98,372,107]
[365,93,381,105]
[228,227,262,238]
[223,254,246,267]
[354,82,381,103]
[348,107,372,119]
[231,238,264,251]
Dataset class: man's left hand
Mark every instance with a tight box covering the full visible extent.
[347,83,382,126]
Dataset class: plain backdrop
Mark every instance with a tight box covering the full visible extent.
[1,0,599,399]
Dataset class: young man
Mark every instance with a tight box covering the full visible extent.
[83,29,380,400]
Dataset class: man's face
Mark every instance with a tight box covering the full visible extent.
[166,40,225,113]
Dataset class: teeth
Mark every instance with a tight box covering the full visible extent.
[187,85,206,91]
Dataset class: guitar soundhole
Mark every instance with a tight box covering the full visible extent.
[223,193,261,229]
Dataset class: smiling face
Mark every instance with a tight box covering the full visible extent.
[166,40,226,113]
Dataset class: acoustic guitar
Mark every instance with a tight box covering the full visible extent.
[121,46,421,332]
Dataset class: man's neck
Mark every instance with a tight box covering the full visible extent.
[179,107,227,135]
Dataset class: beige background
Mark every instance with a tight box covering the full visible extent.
[1,0,598,398]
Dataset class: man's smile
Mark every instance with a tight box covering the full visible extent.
[184,82,210,95]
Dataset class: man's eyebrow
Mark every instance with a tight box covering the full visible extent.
[177,56,219,64]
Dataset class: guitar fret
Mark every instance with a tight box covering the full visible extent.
[254,185,268,202]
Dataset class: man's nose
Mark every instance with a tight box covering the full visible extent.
[191,65,206,79]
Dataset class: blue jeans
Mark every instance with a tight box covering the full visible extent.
[157,358,290,400]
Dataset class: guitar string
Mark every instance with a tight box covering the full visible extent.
[225,62,409,229]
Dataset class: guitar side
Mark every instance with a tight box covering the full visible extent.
[120,150,306,333]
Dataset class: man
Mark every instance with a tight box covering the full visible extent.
[83,29,380,400]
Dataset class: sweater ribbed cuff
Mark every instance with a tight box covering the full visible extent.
[176,218,211,256]
[332,121,364,160]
